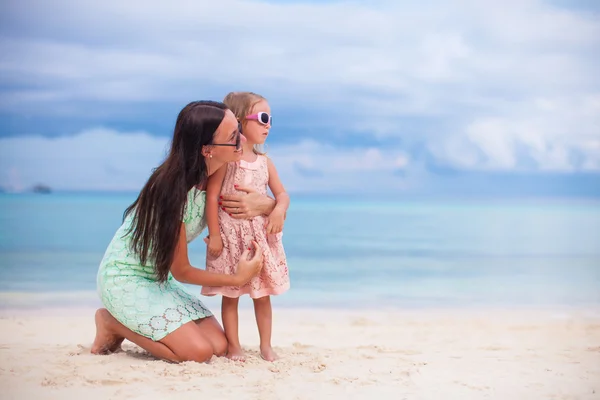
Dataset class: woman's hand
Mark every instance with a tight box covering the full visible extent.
[234,240,263,285]
[219,185,276,219]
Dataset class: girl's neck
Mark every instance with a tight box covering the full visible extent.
[241,143,258,161]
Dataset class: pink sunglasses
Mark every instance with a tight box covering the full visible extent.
[246,112,272,126]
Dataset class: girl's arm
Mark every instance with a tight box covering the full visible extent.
[171,223,263,286]
[266,157,289,234]
[205,164,227,241]
[267,157,289,215]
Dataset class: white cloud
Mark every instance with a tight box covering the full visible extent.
[0,129,170,191]
[0,129,411,193]
[268,140,412,193]
[0,0,599,173]
[428,95,600,171]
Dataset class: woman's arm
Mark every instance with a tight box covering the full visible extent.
[219,187,277,219]
[170,223,262,286]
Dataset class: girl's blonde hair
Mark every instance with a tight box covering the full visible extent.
[223,91,268,155]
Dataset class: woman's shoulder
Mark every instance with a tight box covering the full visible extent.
[188,186,206,204]
[191,185,206,194]
[183,187,207,224]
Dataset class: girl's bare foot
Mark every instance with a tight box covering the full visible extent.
[91,308,124,355]
[226,345,246,362]
[260,345,279,362]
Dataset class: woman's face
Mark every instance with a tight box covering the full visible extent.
[209,110,245,164]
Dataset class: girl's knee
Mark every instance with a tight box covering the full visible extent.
[222,296,240,306]
[253,295,271,304]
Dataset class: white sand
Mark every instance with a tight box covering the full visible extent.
[1,307,599,400]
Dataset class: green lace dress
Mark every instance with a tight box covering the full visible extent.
[97,188,213,341]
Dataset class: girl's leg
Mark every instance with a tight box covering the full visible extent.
[253,295,278,361]
[91,308,226,363]
[221,296,245,361]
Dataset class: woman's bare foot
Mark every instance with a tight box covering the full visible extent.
[91,308,124,355]
[226,345,246,362]
[260,345,279,362]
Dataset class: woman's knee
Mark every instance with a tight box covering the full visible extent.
[212,334,228,357]
[160,322,216,363]
[176,342,214,363]
[196,316,228,357]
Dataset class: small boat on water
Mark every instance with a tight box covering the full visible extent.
[32,184,52,194]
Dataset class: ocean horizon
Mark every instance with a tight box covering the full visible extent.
[1,192,599,311]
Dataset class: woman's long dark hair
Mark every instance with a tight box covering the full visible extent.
[123,101,228,282]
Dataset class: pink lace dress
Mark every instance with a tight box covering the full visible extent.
[201,155,290,298]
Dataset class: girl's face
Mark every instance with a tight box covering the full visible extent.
[242,100,271,146]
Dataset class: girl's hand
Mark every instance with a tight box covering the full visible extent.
[234,241,263,285]
[207,235,223,258]
[219,186,275,219]
[266,209,285,234]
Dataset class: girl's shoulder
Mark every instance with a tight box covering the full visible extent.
[259,154,274,170]
[252,153,269,165]
[257,153,275,162]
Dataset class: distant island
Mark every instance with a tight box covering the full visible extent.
[32,184,52,194]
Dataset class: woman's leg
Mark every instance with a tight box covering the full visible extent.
[253,295,278,361]
[193,316,228,356]
[91,308,227,363]
[91,308,180,362]
[221,296,245,361]
[159,317,225,363]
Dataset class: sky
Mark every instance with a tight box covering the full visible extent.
[0,0,599,197]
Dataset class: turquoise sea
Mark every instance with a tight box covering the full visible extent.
[0,193,599,310]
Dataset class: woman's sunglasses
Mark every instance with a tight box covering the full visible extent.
[246,112,272,126]
[211,123,242,151]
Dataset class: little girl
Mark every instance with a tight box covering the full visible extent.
[202,91,290,362]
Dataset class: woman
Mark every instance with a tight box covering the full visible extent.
[91,101,278,363]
